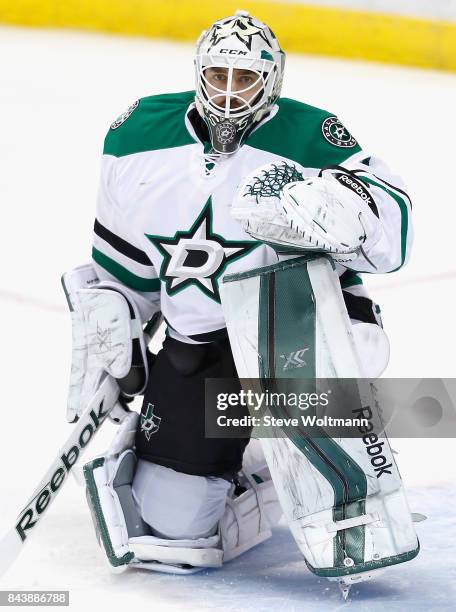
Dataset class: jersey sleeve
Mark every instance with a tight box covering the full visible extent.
[325,151,413,274]
[91,153,161,323]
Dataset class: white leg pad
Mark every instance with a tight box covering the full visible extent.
[83,451,134,573]
[83,411,141,572]
[84,430,282,574]
[129,534,223,571]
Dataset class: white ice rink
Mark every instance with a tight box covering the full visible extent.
[0,25,455,611]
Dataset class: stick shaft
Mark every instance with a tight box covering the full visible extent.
[0,374,119,578]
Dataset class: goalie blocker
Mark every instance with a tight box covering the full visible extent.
[219,254,419,589]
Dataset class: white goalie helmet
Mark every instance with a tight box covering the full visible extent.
[195,10,285,154]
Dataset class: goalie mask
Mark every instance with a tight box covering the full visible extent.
[195,10,285,155]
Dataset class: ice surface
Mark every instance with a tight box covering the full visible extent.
[0,25,455,610]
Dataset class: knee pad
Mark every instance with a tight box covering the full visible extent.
[351,321,390,378]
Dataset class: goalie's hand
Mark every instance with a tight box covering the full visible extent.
[232,161,314,251]
[68,288,143,422]
[232,161,379,261]
[279,172,378,261]
[62,265,148,423]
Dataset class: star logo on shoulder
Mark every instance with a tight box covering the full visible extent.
[321,116,358,148]
[146,198,259,302]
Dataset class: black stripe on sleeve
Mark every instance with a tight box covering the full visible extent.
[94,218,152,266]
[350,169,413,210]
[371,173,413,210]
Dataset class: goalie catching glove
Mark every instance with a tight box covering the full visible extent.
[233,161,380,263]
[62,264,151,423]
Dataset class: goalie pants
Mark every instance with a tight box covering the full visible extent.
[133,334,247,540]
[135,334,249,478]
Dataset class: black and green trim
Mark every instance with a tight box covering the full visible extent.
[92,247,161,293]
[351,172,410,270]
[94,219,152,266]
[339,269,363,289]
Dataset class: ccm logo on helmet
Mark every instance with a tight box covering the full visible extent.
[220,49,248,55]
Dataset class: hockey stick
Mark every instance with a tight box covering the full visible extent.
[0,312,164,579]
[0,373,119,579]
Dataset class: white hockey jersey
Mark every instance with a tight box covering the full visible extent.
[92,91,413,342]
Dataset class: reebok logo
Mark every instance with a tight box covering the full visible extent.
[15,399,110,541]
[335,172,379,217]
[352,405,393,478]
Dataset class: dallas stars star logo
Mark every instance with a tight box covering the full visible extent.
[145,198,259,302]
[209,16,270,51]
[140,403,161,441]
